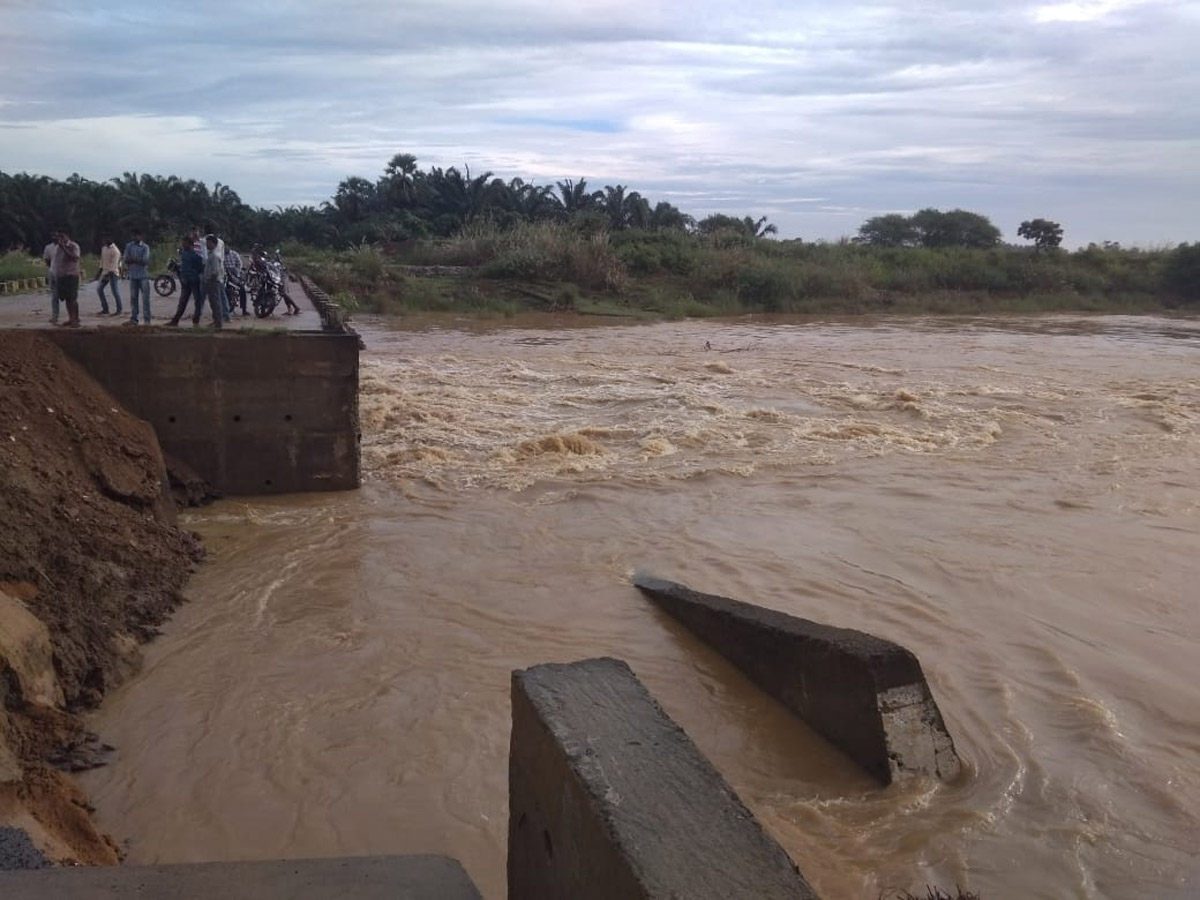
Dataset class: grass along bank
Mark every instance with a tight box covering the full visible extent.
[288,222,1192,320]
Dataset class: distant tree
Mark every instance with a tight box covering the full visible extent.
[911,208,1002,248]
[854,213,918,247]
[555,178,600,216]
[648,200,692,231]
[696,213,744,235]
[1163,242,1200,304]
[331,176,378,222]
[1018,218,1064,251]
[380,152,419,208]
[743,215,778,238]
[696,213,775,238]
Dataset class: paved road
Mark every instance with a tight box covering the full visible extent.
[0,274,314,332]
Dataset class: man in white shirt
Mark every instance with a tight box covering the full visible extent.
[96,237,124,316]
[190,225,206,260]
[202,234,225,329]
[42,233,60,324]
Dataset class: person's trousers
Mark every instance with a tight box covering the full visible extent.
[128,277,151,323]
[56,275,80,324]
[97,272,123,314]
[219,281,231,320]
[230,279,248,313]
[170,277,204,323]
[48,273,59,322]
[204,279,224,328]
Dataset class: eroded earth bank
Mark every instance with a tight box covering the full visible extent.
[0,333,203,866]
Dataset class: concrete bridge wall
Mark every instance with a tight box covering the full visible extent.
[41,329,360,496]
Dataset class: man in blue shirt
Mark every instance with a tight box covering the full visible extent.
[166,236,206,326]
[123,229,152,325]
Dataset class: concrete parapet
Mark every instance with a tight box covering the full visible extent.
[0,855,482,898]
[297,274,354,334]
[42,330,360,496]
[508,657,820,900]
[633,575,962,785]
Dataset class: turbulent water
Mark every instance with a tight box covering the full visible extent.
[82,314,1200,899]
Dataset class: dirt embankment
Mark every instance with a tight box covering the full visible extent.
[0,333,204,866]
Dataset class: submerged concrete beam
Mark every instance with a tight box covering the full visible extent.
[633,575,961,785]
[0,855,481,898]
[508,657,819,900]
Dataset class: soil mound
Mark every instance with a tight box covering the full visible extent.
[0,332,203,865]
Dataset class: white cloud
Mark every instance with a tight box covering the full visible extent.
[1033,0,1151,23]
[0,0,1197,245]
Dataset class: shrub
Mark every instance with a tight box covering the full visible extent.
[0,249,44,282]
[349,242,385,283]
[1163,243,1200,303]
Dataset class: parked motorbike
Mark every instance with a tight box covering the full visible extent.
[249,256,287,318]
[153,258,181,297]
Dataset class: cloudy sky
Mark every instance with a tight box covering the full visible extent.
[1,0,1197,245]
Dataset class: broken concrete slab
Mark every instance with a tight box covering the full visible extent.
[633,575,961,785]
[509,657,820,900]
[0,855,482,898]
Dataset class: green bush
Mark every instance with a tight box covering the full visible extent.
[0,249,45,282]
[350,243,385,283]
[1163,243,1200,303]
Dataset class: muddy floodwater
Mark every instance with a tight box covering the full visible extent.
[82,314,1199,899]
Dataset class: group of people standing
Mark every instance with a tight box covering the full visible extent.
[41,224,296,328]
[43,227,152,326]
[167,226,237,329]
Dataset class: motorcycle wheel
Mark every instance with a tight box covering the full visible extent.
[253,290,276,318]
[154,275,177,297]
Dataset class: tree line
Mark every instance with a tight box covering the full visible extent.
[854,210,1065,252]
[3,157,1196,304]
[0,155,1038,255]
[1,155,782,253]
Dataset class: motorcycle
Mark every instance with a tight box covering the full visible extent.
[248,256,288,318]
[153,258,181,297]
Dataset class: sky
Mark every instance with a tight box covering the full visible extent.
[1,0,1197,246]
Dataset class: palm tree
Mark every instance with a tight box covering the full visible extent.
[381,153,419,209]
[332,176,378,223]
[743,215,778,238]
[555,178,599,216]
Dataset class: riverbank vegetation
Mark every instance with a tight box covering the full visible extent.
[0,249,46,283]
[288,222,1191,319]
[4,160,1198,318]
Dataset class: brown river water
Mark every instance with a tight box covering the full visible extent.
[81,314,1199,899]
